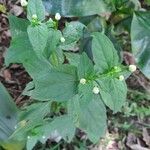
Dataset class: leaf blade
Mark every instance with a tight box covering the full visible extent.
[68,92,107,143]
[92,32,119,73]
[97,78,127,113]
[27,0,45,21]
[27,24,48,57]
[131,12,150,78]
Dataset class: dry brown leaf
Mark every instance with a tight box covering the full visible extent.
[143,128,150,147]
[10,5,23,16]
[127,144,150,150]
[126,133,150,150]
[3,69,11,81]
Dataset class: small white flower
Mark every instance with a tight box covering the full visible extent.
[119,75,124,81]
[27,136,31,139]
[129,65,137,72]
[93,86,100,94]
[60,37,65,43]
[20,0,28,7]
[14,125,17,129]
[32,14,38,20]
[80,78,86,85]
[42,136,46,139]
[55,13,61,21]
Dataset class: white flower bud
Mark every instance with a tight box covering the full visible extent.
[114,66,118,70]
[20,0,28,7]
[42,136,46,139]
[60,37,65,43]
[93,86,100,94]
[32,14,38,20]
[119,75,124,81]
[55,13,61,21]
[80,78,86,85]
[129,65,136,72]
[49,18,53,22]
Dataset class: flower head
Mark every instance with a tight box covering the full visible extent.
[129,65,136,72]
[20,0,28,7]
[60,37,65,43]
[55,13,61,21]
[32,14,38,20]
[80,78,86,85]
[93,86,100,94]
[119,75,124,81]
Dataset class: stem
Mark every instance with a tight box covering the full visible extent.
[55,21,59,30]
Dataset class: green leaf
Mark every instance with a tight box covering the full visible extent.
[60,21,85,51]
[43,29,64,65]
[44,29,62,59]
[5,36,52,80]
[20,102,51,123]
[8,15,30,37]
[43,0,115,17]
[78,52,94,79]
[78,82,94,101]
[5,30,51,77]
[5,33,34,65]
[27,0,45,21]
[24,65,78,101]
[49,50,64,66]
[0,82,18,141]
[68,94,107,143]
[6,19,77,100]
[43,115,75,142]
[79,30,93,60]
[131,12,150,78]
[92,32,119,73]
[1,142,25,150]
[26,137,37,150]
[64,52,80,67]
[0,83,24,150]
[106,27,123,61]
[5,18,52,82]
[97,78,127,113]
[23,82,34,96]
[11,102,51,150]
[27,23,48,57]
[9,119,45,142]
[26,115,75,149]
[5,16,39,66]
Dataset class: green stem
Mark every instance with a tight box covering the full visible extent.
[55,21,59,30]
